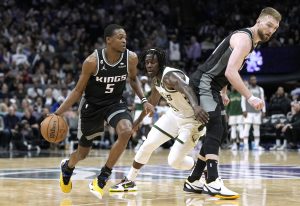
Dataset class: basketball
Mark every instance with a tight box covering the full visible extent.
[40,115,69,143]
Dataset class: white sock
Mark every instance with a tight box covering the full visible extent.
[254,138,260,147]
[283,139,287,146]
[276,139,281,146]
[127,167,140,181]
[243,138,248,147]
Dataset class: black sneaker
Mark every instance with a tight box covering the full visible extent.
[109,176,137,192]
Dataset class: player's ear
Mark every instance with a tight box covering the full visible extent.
[106,36,111,44]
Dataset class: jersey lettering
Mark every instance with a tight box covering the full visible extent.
[95,75,127,83]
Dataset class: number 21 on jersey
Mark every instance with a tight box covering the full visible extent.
[105,84,115,93]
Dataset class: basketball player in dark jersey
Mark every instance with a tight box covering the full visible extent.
[54,24,154,198]
[183,7,281,199]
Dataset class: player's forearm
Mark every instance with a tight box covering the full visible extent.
[225,69,252,99]
[129,77,145,100]
[55,89,82,115]
[178,84,199,108]
[221,86,227,96]
[135,110,148,125]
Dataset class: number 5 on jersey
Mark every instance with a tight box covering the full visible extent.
[105,84,115,93]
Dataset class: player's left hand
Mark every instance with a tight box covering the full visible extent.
[221,93,230,106]
[143,102,155,117]
[193,105,209,124]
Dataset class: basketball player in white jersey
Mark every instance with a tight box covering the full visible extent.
[241,75,266,150]
[109,48,209,192]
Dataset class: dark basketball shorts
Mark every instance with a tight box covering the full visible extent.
[77,99,133,147]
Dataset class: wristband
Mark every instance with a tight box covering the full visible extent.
[141,97,148,104]
[247,95,255,102]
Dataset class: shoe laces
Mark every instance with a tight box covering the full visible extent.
[121,176,128,182]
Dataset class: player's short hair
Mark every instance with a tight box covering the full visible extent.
[104,24,124,41]
[139,48,167,72]
[258,7,282,22]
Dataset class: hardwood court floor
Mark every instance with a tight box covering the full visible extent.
[0,149,300,206]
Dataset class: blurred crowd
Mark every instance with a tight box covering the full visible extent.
[0,0,300,151]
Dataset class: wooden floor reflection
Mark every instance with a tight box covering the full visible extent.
[0,149,300,206]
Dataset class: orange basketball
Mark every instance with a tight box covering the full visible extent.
[40,115,69,143]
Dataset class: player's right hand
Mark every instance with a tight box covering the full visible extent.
[247,95,264,111]
[193,105,209,124]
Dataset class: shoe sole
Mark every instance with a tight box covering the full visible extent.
[89,182,103,199]
[203,186,240,200]
[109,188,137,192]
[183,186,203,194]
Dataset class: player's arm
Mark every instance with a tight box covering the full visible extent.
[55,52,97,115]
[220,85,230,106]
[225,33,264,110]
[225,33,253,99]
[127,51,155,116]
[163,72,209,124]
[133,81,161,131]
[260,87,266,113]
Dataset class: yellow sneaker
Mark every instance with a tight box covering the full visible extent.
[59,159,73,193]
[89,178,105,199]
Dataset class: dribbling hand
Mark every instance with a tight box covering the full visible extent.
[143,102,155,117]
[247,95,264,111]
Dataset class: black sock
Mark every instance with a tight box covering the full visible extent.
[188,158,206,182]
[97,165,112,188]
[99,165,112,177]
[63,160,74,174]
[206,159,218,183]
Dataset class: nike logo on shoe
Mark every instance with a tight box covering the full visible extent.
[206,185,221,192]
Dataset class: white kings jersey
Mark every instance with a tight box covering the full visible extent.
[155,67,194,118]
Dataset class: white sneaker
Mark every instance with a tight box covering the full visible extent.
[270,145,279,151]
[183,173,206,193]
[203,178,240,199]
[277,144,287,151]
[253,145,265,151]
[231,143,237,151]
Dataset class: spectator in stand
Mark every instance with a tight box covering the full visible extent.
[268,86,291,116]
[3,106,20,149]
[272,101,300,150]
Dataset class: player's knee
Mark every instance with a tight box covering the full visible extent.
[203,138,220,155]
[117,127,132,141]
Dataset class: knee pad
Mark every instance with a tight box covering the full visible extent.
[203,115,223,155]
[199,145,205,157]
[253,125,260,137]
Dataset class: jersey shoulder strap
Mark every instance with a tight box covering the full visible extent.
[233,28,255,52]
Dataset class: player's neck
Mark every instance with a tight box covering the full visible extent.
[104,48,122,64]
[156,71,163,81]
[249,26,261,45]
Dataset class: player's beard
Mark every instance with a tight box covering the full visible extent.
[257,29,271,42]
